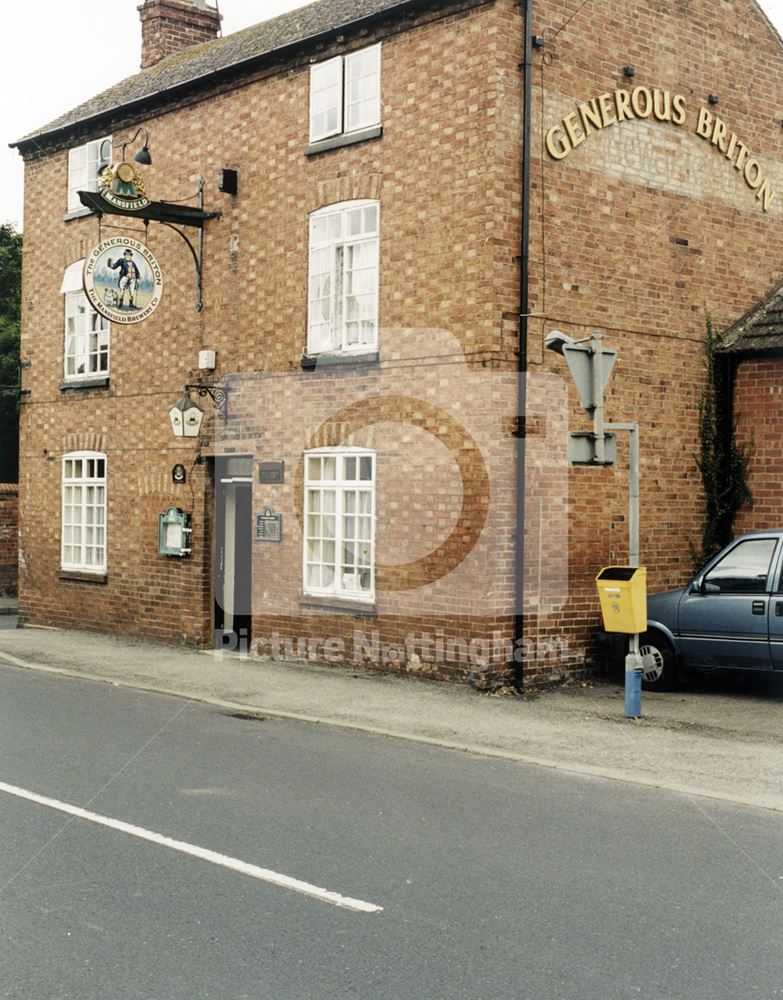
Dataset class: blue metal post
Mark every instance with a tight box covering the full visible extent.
[625,635,642,718]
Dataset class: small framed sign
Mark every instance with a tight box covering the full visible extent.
[259,460,285,484]
[256,507,282,542]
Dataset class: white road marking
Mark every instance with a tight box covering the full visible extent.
[0,780,382,914]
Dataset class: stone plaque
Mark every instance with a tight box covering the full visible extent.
[259,460,285,484]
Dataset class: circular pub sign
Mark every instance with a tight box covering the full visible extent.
[83,236,163,324]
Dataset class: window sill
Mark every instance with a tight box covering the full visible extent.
[301,351,379,371]
[59,570,108,585]
[306,125,383,157]
[63,207,95,222]
[60,376,110,391]
[300,594,377,617]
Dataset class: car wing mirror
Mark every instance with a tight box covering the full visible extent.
[703,581,721,595]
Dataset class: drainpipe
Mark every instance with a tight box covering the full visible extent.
[512,0,533,689]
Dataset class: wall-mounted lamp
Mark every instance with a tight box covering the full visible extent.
[169,391,204,438]
[708,94,720,105]
[158,507,192,557]
[119,126,153,165]
[623,65,636,78]
[532,35,545,48]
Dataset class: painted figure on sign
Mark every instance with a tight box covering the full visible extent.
[107,248,141,309]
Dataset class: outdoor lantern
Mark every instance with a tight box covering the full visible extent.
[158,507,192,557]
[169,391,204,438]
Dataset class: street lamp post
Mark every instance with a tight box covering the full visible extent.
[545,328,648,718]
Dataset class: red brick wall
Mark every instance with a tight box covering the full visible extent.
[0,485,18,595]
[18,0,521,675]
[523,0,783,678]
[733,357,783,534]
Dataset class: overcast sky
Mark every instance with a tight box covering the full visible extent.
[3,0,783,230]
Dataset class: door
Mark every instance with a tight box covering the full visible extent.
[677,535,778,670]
[214,457,253,653]
[767,548,783,670]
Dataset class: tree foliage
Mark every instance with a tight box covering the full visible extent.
[0,223,21,483]
[692,314,752,571]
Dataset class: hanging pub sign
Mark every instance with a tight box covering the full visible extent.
[99,162,151,212]
[83,236,164,324]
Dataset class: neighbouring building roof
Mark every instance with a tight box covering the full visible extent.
[12,0,423,150]
[720,280,783,354]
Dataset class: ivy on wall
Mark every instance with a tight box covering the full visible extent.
[692,314,752,571]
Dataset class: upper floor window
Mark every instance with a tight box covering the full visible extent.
[304,449,375,601]
[309,44,381,144]
[308,200,379,355]
[67,136,111,213]
[61,261,110,381]
[62,452,107,573]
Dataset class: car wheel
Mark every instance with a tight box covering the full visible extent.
[638,631,677,691]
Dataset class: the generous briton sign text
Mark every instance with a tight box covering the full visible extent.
[546,87,775,211]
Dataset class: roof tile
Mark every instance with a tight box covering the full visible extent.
[720,280,783,353]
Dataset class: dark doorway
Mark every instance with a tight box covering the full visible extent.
[214,456,253,653]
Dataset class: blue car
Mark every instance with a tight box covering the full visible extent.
[640,530,783,690]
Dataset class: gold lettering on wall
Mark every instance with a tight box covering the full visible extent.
[546,89,776,212]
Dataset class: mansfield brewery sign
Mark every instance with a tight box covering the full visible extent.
[546,87,776,212]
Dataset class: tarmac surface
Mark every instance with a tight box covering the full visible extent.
[0,616,781,812]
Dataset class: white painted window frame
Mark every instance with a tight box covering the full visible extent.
[307,200,380,355]
[303,448,376,602]
[67,136,111,213]
[309,44,381,144]
[61,452,107,573]
[61,260,110,380]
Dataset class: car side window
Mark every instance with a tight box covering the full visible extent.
[703,538,777,594]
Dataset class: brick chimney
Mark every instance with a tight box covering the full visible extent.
[138,0,222,70]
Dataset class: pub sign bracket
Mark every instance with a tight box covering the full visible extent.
[78,178,221,311]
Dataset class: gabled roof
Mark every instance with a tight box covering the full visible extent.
[720,280,783,354]
[12,0,422,150]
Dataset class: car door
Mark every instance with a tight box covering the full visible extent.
[766,550,783,671]
[677,535,778,670]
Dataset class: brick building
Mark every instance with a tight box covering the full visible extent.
[11,0,783,684]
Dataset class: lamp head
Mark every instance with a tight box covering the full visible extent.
[134,144,152,165]
[544,330,577,356]
[169,391,204,438]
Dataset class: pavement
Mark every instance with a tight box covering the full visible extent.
[0,619,782,812]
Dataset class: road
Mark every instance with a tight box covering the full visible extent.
[0,662,781,1000]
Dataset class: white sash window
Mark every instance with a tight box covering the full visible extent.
[308,201,379,354]
[67,137,111,213]
[62,452,107,573]
[61,261,110,380]
[304,450,375,600]
[309,44,381,144]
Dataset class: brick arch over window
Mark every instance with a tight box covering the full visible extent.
[63,432,106,454]
[313,173,382,212]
